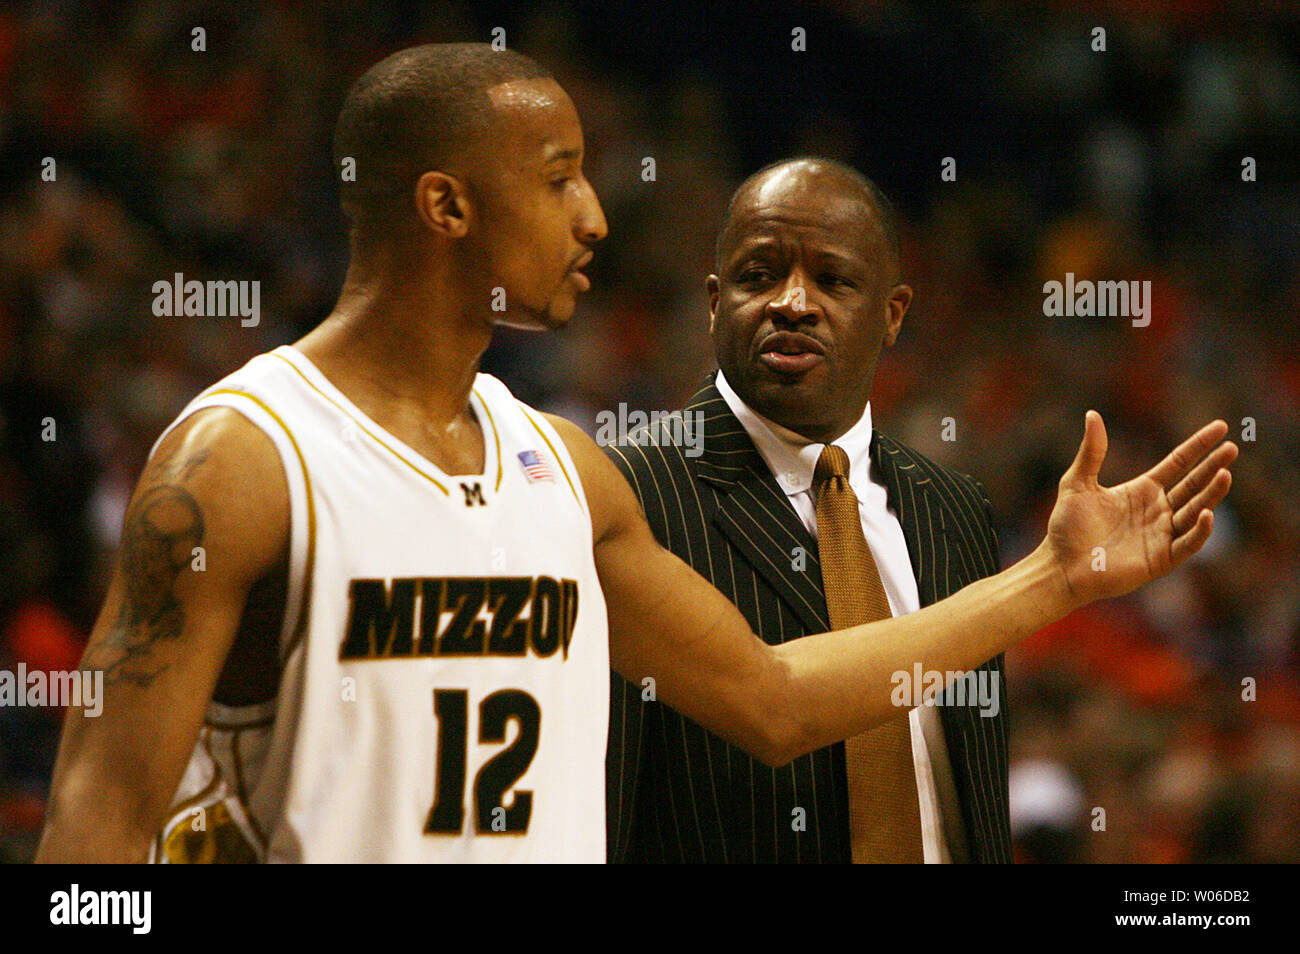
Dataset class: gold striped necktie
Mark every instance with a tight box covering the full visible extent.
[813,444,924,864]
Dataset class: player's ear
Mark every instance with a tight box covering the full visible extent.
[706,274,720,335]
[882,283,912,347]
[414,171,470,238]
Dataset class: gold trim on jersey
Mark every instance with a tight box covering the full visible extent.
[206,388,317,663]
[518,406,583,508]
[472,386,504,492]
[271,350,472,497]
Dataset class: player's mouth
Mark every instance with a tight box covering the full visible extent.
[568,251,594,292]
[757,331,826,374]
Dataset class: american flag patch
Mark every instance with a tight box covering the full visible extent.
[517,449,555,483]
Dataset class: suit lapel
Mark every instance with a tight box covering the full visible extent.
[871,430,957,607]
[688,383,831,635]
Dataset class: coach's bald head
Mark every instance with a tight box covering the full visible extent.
[708,158,912,443]
[715,157,902,282]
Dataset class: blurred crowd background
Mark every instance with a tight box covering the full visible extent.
[1,0,1297,863]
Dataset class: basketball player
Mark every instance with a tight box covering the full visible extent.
[34,44,1236,862]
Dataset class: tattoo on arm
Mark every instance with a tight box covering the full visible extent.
[83,484,205,686]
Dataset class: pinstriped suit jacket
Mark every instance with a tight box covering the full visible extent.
[605,379,1013,863]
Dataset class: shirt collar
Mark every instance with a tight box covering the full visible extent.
[714,370,875,497]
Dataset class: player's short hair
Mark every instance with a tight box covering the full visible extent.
[715,156,903,280]
[334,43,553,236]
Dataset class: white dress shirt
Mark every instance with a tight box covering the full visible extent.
[715,370,956,863]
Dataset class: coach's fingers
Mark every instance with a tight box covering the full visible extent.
[1145,420,1229,489]
[1061,410,1107,489]
[1168,441,1238,514]
[1172,468,1232,535]
[1170,509,1215,567]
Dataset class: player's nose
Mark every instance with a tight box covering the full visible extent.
[575,177,608,245]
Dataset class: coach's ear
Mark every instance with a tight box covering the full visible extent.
[706,274,720,335]
[414,171,470,238]
[882,282,913,348]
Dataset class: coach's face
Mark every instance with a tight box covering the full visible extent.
[469,78,607,330]
[708,164,912,443]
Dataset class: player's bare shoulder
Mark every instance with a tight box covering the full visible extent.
[81,406,289,687]
[136,406,288,579]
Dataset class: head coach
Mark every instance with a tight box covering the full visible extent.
[606,156,1011,863]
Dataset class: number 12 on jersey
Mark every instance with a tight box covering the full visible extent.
[425,688,541,835]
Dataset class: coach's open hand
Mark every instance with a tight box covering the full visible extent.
[1043,412,1237,608]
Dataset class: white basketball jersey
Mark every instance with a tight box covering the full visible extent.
[150,345,609,863]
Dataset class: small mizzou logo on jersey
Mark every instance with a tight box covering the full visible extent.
[339,576,579,660]
[460,482,486,506]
